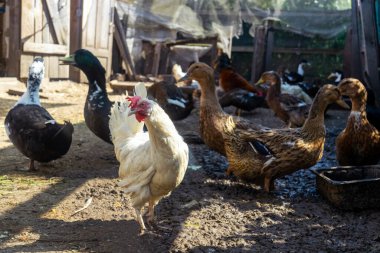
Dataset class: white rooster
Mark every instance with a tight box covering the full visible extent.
[109,83,189,233]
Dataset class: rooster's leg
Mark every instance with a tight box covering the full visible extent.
[147,200,155,223]
[135,208,146,234]
[29,160,37,171]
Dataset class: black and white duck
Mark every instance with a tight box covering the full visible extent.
[4,58,74,171]
[218,89,266,116]
[147,81,194,120]
[283,60,319,97]
[327,70,343,85]
[283,59,310,84]
[60,49,113,144]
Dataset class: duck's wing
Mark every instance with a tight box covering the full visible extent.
[220,89,265,110]
[6,105,68,141]
[236,127,300,156]
[283,72,302,84]
[6,105,53,131]
[219,89,247,108]
[148,82,189,108]
[233,115,264,131]
[5,105,73,155]
[165,83,189,107]
[279,93,309,112]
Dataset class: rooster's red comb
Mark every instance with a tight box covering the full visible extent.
[127,95,142,108]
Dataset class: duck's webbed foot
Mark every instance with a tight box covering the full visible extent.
[264,177,275,192]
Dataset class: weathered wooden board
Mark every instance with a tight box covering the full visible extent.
[70,0,114,83]
[113,9,136,80]
[110,80,154,93]
[359,0,380,106]
[18,0,70,79]
[251,26,265,83]
[23,42,68,55]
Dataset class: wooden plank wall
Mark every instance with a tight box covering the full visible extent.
[4,1,21,77]
[19,0,70,79]
[70,0,114,83]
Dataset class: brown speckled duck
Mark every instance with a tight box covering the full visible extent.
[256,71,310,127]
[223,84,349,192]
[336,78,380,166]
[179,62,262,156]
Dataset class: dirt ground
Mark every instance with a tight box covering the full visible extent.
[0,81,379,253]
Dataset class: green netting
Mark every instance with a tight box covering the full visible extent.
[116,0,351,48]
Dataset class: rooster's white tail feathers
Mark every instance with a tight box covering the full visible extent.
[134,82,147,98]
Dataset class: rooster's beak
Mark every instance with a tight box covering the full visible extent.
[128,109,137,116]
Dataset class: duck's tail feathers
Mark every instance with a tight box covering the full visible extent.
[51,121,74,140]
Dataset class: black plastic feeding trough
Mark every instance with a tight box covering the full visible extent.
[312,166,380,210]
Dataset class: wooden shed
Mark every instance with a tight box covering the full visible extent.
[346,0,380,106]
[1,0,114,82]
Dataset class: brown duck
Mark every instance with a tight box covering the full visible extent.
[256,71,310,127]
[223,84,349,192]
[179,62,262,155]
[336,78,380,165]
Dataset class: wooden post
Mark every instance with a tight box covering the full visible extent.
[69,0,82,81]
[264,20,274,71]
[113,8,136,80]
[343,28,352,77]
[358,0,380,106]
[349,0,362,79]
[251,25,265,82]
[210,36,218,63]
[5,1,21,77]
[151,43,162,77]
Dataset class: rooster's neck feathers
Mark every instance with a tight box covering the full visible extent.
[145,103,179,138]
